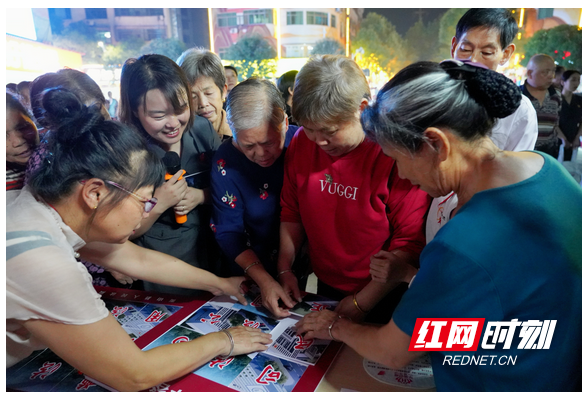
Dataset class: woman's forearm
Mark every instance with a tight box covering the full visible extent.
[277,222,305,272]
[235,249,275,285]
[80,241,223,292]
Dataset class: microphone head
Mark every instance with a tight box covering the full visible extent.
[162,151,181,175]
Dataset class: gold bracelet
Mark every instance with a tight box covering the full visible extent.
[244,261,261,275]
[353,292,367,314]
[276,269,293,278]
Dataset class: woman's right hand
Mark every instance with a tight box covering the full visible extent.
[218,326,273,357]
[258,278,297,319]
[278,271,303,304]
[154,170,188,210]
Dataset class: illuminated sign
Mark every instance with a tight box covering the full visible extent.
[6,34,83,74]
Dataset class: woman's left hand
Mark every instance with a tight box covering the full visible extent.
[174,187,204,215]
[295,309,338,340]
[334,295,366,322]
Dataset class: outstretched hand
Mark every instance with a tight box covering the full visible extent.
[212,276,248,305]
[259,278,297,319]
[218,326,273,357]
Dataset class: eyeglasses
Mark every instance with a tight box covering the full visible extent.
[105,180,158,213]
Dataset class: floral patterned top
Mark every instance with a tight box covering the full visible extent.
[210,125,297,276]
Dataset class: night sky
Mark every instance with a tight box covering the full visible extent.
[363,8,450,36]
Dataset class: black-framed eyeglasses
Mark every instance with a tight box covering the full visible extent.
[105,180,158,213]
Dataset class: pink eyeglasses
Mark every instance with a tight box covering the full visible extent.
[105,180,158,213]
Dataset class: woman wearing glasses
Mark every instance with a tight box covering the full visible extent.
[6,87,272,391]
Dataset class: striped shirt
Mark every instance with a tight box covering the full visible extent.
[519,82,561,149]
[6,164,25,191]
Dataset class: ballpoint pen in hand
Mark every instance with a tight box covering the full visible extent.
[183,170,209,179]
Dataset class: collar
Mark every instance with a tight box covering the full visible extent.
[31,188,87,253]
[217,109,233,140]
[521,80,558,100]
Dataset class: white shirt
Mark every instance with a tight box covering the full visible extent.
[425,98,538,243]
[489,95,538,152]
[6,187,109,367]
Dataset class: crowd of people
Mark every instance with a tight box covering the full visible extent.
[6,8,580,392]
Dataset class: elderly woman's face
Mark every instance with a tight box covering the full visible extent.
[191,76,227,130]
[235,120,286,167]
[380,141,444,198]
[302,116,365,158]
[302,99,368,157]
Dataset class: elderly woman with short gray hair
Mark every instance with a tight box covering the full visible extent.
[277,55,430,324]
[210,77,300,318]
[177,48,232,141]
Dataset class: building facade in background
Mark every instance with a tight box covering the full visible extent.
[7,8,581,88]
[208,8,363,76]
[210,8,363,59]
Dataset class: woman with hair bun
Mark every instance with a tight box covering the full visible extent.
[27,68,133,287]
[296,61,581,391]
[6,88,271,391]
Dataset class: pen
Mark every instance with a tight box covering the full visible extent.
[183,170,209,179]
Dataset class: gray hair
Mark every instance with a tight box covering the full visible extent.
[176,47,226,91]
[226,77,285,138]
[362,62,500,153]
[292,55,370,126]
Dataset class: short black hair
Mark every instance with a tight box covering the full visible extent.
[555,65,566,77]
[562,70,581,81]
[224,65,238,76]
[276,70,298,104]
[456,8,518,50]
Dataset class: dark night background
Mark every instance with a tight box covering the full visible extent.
[363,8,450,35]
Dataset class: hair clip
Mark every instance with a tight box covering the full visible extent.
[44,151,54,165]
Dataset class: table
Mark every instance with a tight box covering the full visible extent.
[7,286,434,392]
[317,345,436,392]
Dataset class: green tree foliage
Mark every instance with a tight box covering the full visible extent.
[310,37,344,55]
[102,37,145,68]
[404,17,442,63]
[352,12,408,75]
[140,38,186,61]
[225,35,277,79]
[51,21,103,64]
[521,25,582,70]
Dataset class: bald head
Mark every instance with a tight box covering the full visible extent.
[527,54,556,90]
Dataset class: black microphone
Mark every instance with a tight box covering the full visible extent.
[162,151,181,176]
[162,151,186,224]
